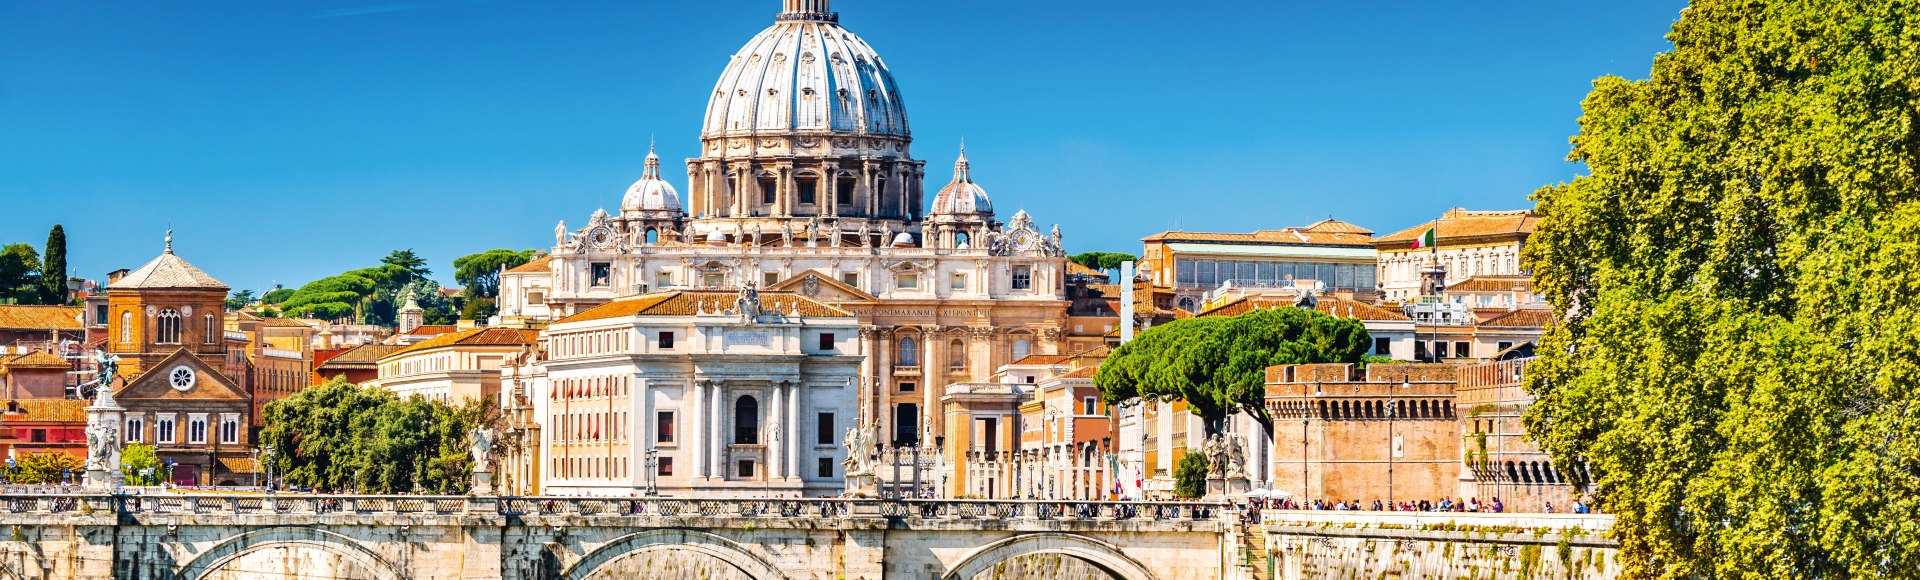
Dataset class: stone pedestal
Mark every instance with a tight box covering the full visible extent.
[471,468,494,496]
[844,473,879,499]
[84,392,125,492]
[1206,475,1250,501]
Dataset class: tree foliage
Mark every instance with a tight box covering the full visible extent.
[259,378,491,494]
[260,288,295,305]
[121,443,163,486]
[382,249,432,281]
[39,225,65,304]
[1094,307,1370,433]
[1068,252,1137,272]
[0,243,41,304]
[225,290,255,311]
[1522,1,1920,577]
[275,251,437,325]
[453,249,537,299]
[10,452,78,484]
[1174,452,1210,500]
[278,273,377,321]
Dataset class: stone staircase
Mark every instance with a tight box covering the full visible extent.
[1239,519,1273,580]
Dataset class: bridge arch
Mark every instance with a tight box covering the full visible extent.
[561,528,785,580]
[175,526,400,580]
[942,533,1157,580]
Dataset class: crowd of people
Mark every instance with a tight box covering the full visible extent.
[1244,496,1598,514]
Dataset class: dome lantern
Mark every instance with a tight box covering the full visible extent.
[779,0,836,22]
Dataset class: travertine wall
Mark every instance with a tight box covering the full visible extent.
[1261,513,1619,580]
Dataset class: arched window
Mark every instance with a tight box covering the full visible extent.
[948,339,966,368]
[156,309,182,344]
[645,228,659,245]
[1012,338,1031,361]
[120,311,132,343]
[733,396,759,444]
[898,337,919,367]
[955,232,971,248]
[205,314,217,344]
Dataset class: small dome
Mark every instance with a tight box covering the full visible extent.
[621,148,684,215]
[706,230,728,245]
[891,232,914,247]
[930,147,991,215]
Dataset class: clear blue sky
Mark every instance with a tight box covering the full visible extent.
[0,0,1686,293]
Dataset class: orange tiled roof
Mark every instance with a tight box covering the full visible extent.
[1142,221,1375,246]
[316,344,405,368]
[405,325,460,337]
[2,399,88,423]
[218,456,260,474]
[1446,276,1534,293]
[0,306,84,331]
[1056,367,1098,380]
[388,328,539,358]
[1200,294,1411,322]
[256,317,312,328]
[1011,354,1073,366]
[506,256,552,274]
[0,352,71,369]
[1300,219,1375,235]
[557,290,853,324]
[1376,209,1537,246]
[1480,308,1555,328]
[1066,262,1107,278]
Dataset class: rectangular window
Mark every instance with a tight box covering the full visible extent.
[738,460,755,478]
[1497,341,1513,352]
[764,271,780,286]
[1374,338,1391,356]
[657,411,675,444]
[818,457,834,478]
[703,272,725,288]
[895,272,918,290]
[817,412,835,445]
[30,430,45,443]
[658,332,675,349]
[1012,266,1032,290]
[899,382,915,392]
[590,263,612,287]
[798,179,817,205]
[527,291,545,305]
[1084,397,1097,415]
[950,272,966,291]
[658,271,674,288]
[841,272,858,287]
[818,333,835,351]
[1435,341,1451,359]
[1455,341,1470,358]
[658,457,673,476]
[94,304,108,326]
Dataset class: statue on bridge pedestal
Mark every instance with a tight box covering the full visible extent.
[469,426,495,496]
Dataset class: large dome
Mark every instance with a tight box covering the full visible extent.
[621,148,683,215]
[702,0,909,140]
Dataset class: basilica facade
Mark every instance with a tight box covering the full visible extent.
[497,0,1069,494]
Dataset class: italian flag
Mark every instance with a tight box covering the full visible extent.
[1410,227,1437,249]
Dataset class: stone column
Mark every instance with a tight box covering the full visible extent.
[873,328,893,444]
[770,382,786,480]
[690,381,707,480]
[923,327,944,443]
[711,382,725,480]
[787,381,800,480]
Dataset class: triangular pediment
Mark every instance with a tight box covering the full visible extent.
[116,349,248,402]
[767,270,876,303]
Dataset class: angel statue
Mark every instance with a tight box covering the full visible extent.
[86,422,118,471]
[93,351,120,397]
[1226,434,1247,479]
[469,426,495,467]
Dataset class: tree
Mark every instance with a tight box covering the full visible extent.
[461,297,497,322]
[0,243,41,304]
[277,273,377,321]
[39,225,65,305]
[121,443,162,485]
[1069,252,1137,273]
[1521,1,1920,577]
[382,249,432,282]
[10,452,79,484]
[261,378,488,494]
[1173,452,1209,500]
[453,249,537,299]
[225,290,256,311]
[260,288,296,305]
[1094,307,1370,434]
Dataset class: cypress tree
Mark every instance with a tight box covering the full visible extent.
[40,225,65,305]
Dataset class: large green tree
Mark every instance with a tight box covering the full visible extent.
[1095,307,1370,433]
[382,249,432,281]
[260,378,490,494]
[39,225,66,305]
[1068,252,1137,272]
[453,249,537,299]
[1523,1,1920,577]
[278,273,377,321]
[0,243,41,304]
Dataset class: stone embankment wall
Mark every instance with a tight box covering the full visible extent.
[1260,512,1619,580]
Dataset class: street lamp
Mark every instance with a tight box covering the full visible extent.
[1387,393,1399,508]
[263,445,275,492]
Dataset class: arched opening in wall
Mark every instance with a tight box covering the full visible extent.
[898,336,919,367]
[645,229,659,245]
[874,176,891,216]
[797,173,819,205]
[733,396,760,444]
[1443,401,1454,417]
[948,339,966,369]
[1317,401,1328,418]
[1012,337,1030,361]
[1505,461,1518,483]
[1545,463,1560,484]
[894,403,920,446]
[758,175,778,207]
[836,175,857,209]
[955,232,971,248]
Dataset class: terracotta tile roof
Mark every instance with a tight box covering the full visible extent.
[107,251,228,290]
[1012,354,1073,366]
[0,352,71,369]
[1300,219,1375,235]
[388,328,539,358]
[405,325,460,337]
[506,256,552,274]
[1056,367,1098,380]
[1376,209,1538,246]
[2,399,87,423]
[1199,294,1411,321]
[1142,221,1375,247]
[0,306,84,331]
[1446,276,1534,293]
[1480,308,1556,328]
[1066,262,1107,278]
[256,317,312,328]
[557,290,853,324]
[218,456,260,474]
[316,344,405,368]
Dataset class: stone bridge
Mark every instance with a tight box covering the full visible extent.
[0,495,1234,579]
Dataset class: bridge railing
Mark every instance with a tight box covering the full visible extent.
[0,494,111,515]
[890,500,1222,522]
[119,495,486,516]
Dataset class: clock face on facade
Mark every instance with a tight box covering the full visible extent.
[1010,230,1039,251]
[588,227,615,248]
[168,365,196,391]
